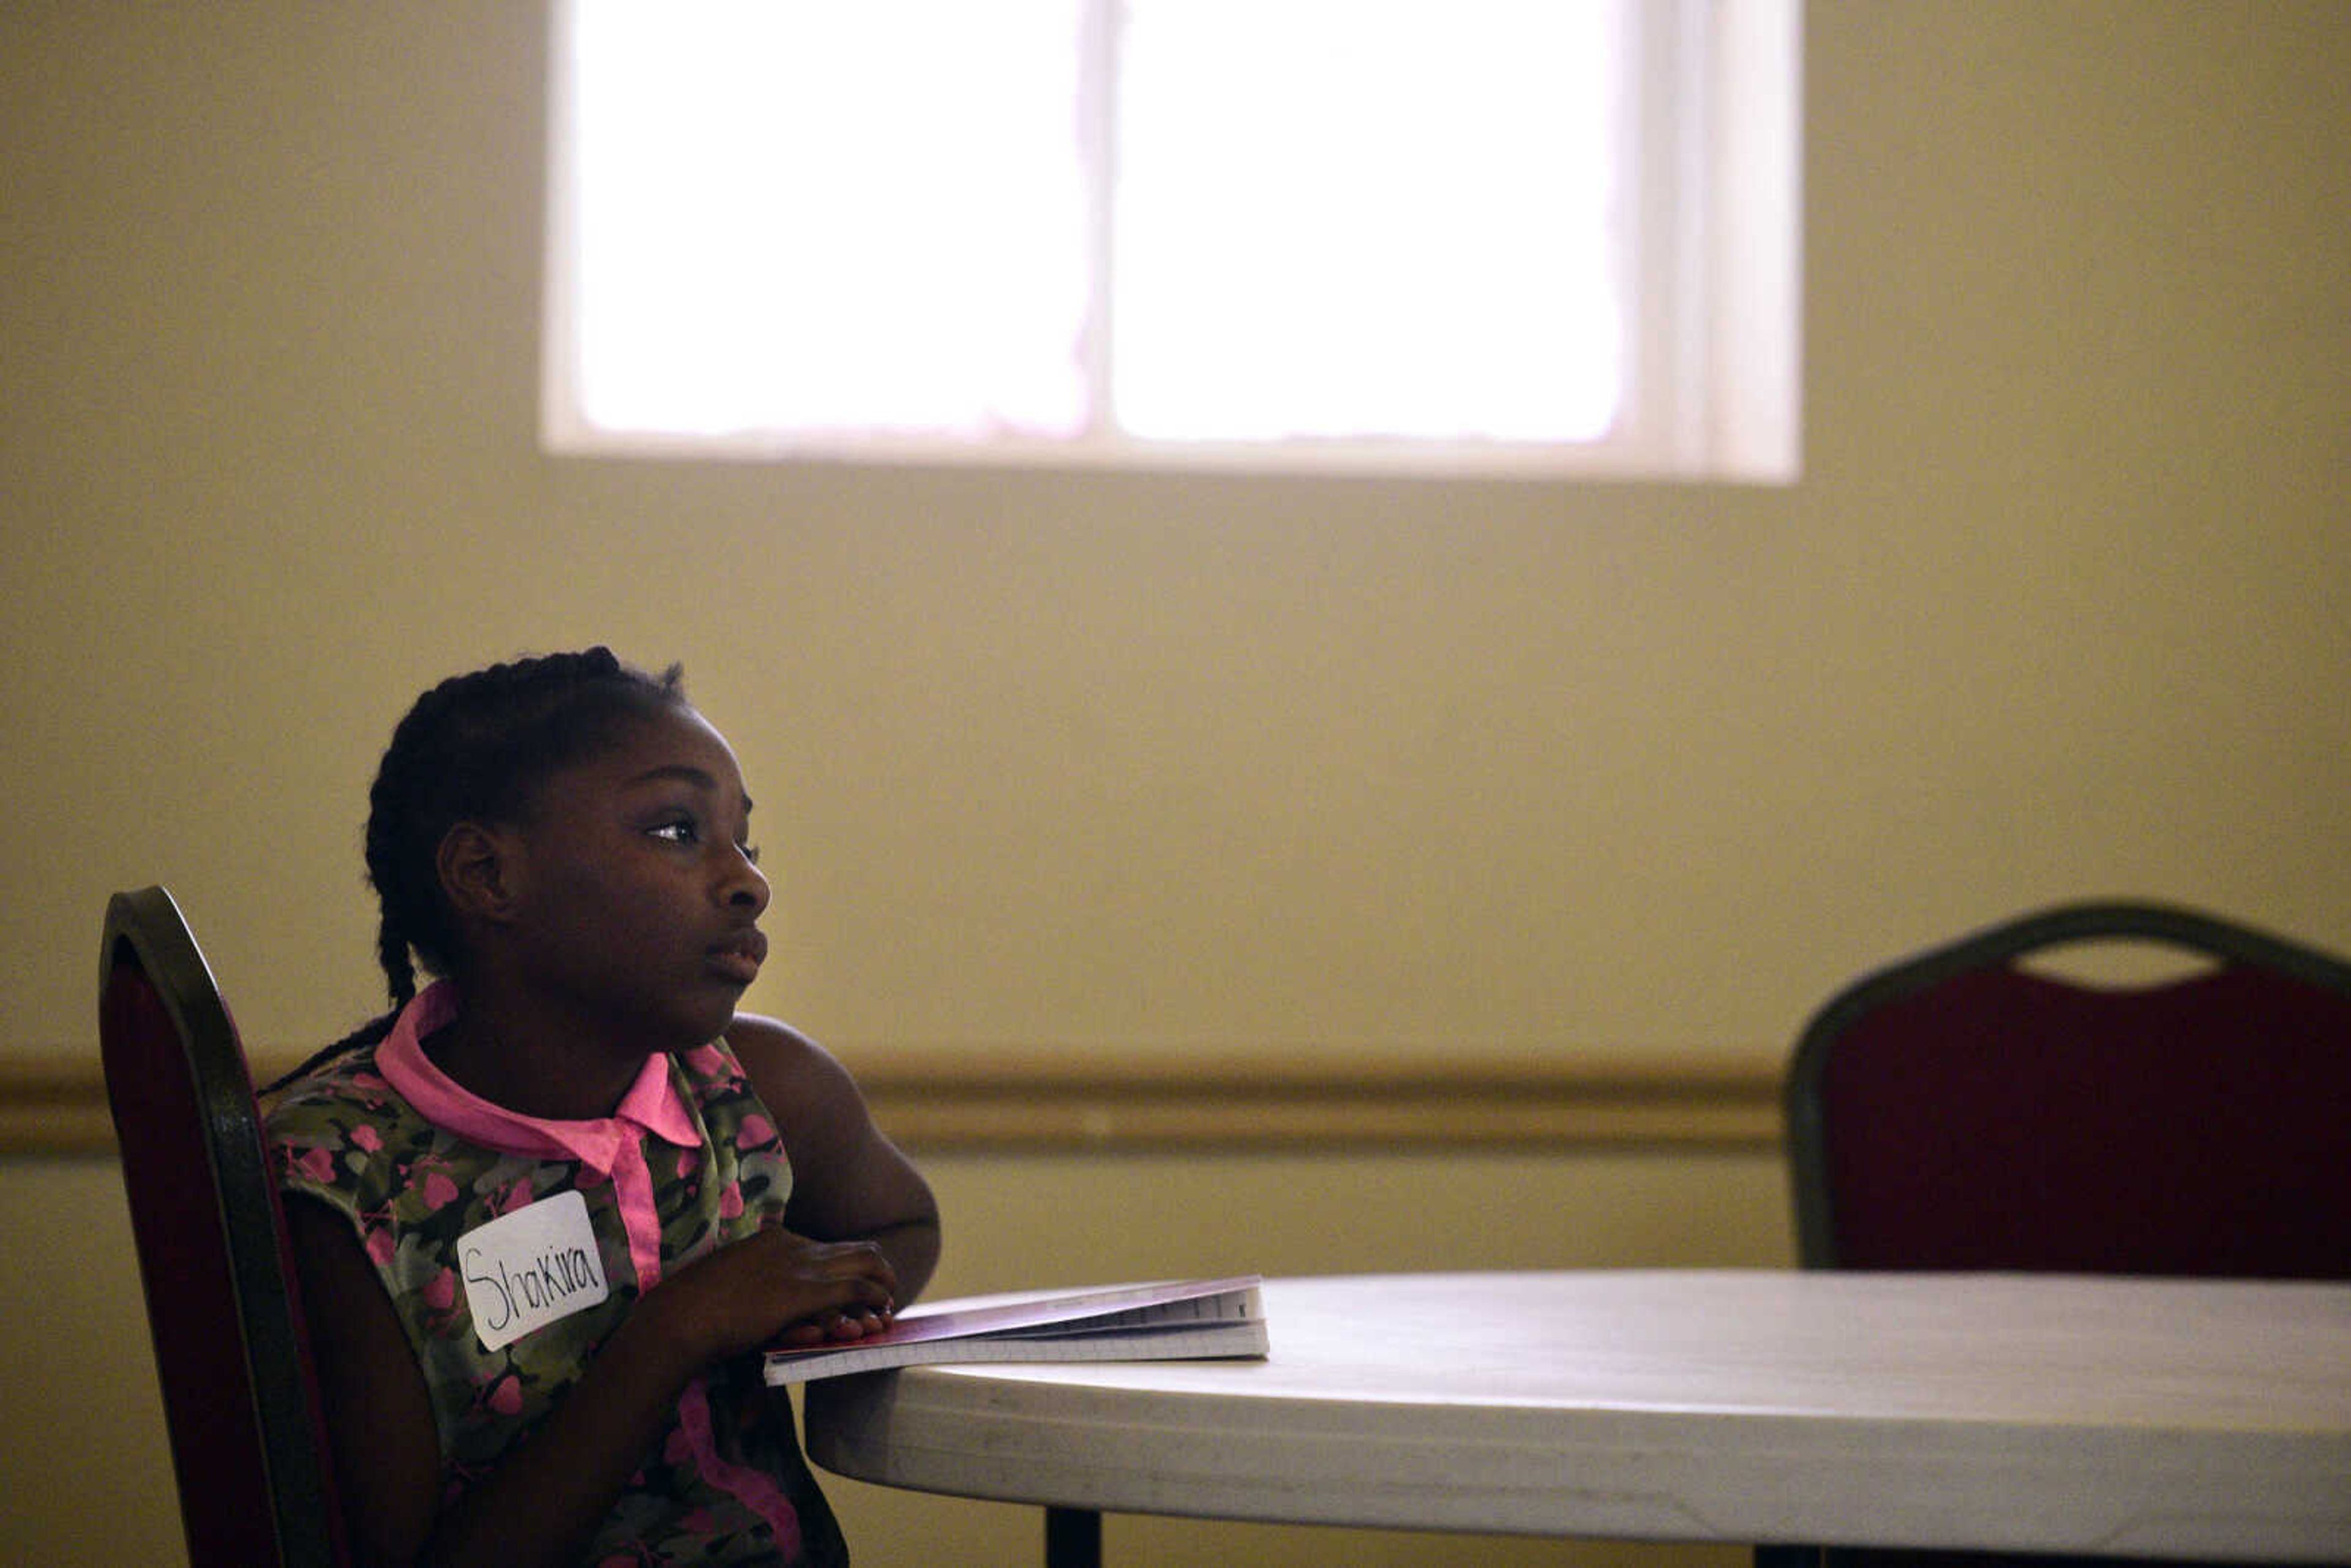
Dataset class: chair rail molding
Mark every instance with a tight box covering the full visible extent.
[2,1047,1783,1157]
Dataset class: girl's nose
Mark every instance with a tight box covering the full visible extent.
[722,845,770,913]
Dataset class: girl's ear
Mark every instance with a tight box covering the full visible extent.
[437,820,524,927]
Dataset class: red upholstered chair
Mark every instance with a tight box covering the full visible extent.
[1760,900,2351,1568]
[99,885,349,1568]
[1785,900,2351,1279]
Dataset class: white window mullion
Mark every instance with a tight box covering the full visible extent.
[1710,0,1804,482]
[1079,0,1122,445]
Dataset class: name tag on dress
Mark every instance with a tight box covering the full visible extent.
[459,1189,612,1352]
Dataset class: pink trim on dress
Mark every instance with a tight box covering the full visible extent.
[377,983,700,1289]
[676,1377,803,1560]
[373,983,797,1547]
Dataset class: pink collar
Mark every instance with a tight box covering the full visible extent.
[376,980,702,1172]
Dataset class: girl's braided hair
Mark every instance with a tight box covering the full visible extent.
[279,648,687,1079]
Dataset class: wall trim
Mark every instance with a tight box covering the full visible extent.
[2,1049,1784,1157]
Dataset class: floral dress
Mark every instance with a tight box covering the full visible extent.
[268,980,847,1567]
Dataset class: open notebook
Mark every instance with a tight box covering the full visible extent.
[762,1275,1267,1385]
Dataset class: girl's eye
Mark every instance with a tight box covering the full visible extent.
[740,842,762,867]
[650,819,698,846]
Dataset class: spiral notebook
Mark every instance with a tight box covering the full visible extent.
[762,1274,1267,1384]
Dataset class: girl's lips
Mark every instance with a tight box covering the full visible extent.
[708,930,766,985]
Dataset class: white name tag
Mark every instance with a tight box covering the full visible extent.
[459,1189,612,1352]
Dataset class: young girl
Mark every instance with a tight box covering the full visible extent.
[268,649,940,1568]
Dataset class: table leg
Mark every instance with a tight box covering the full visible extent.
[1044,1506,1101,1568]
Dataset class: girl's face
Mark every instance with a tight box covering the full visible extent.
[497,702,771,1055]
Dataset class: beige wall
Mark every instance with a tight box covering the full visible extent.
[9,0,2341,1071]
[4,0,2345,1071]
[3,2,2346,1564]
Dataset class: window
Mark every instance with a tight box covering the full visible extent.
[543,1,1801,481]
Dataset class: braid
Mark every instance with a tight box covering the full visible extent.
[280,648,688,1087]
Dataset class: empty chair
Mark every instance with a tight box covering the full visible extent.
[98,885,348,1568]
[1760,899,2351,1568]
[1785,900,2351,1280]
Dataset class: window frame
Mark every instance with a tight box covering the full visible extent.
[540,0,1800,482]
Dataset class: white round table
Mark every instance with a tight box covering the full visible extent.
[804,1269,2351,1565]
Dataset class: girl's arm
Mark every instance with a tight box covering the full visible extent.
[728,1013,942,1307]
[286,1194,447,1566]
[288,1186,897,1568]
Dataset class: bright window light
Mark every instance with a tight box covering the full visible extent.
[544,0,1802,481]
[1112,1,1620,445]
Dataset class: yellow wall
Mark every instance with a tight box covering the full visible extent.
[5,0,2345,1070]
[3,2,2346,1564]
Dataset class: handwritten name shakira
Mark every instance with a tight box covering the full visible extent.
[457,1190,612,1352]
[465,1239,606,1329]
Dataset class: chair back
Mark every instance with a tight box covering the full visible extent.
[1761,902,2351,1568]
[1787,900,2351,1278]
[99,885,348,1568]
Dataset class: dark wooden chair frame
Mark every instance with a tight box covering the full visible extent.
[100,884,348,1568]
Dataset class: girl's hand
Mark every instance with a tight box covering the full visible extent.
[640,1225,899,1370]
[297,1207,901,1568]
[768,1302,894,1349]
